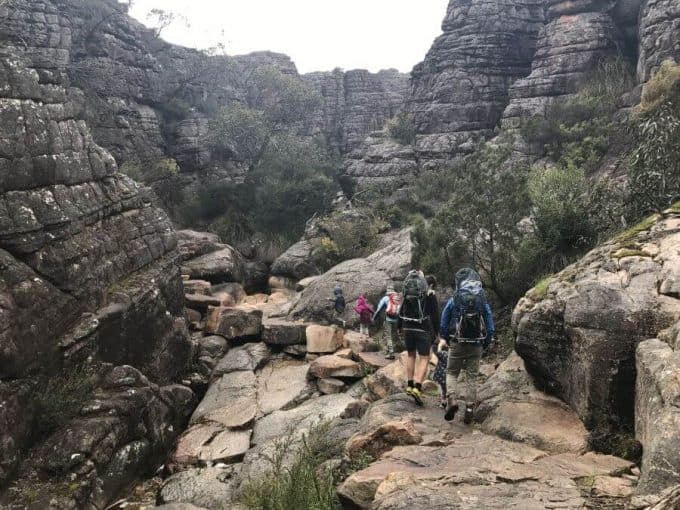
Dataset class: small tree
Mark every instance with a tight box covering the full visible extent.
[627,62,680,216]
[415,137,530,302]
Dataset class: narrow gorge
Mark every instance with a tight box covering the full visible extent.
[1,0,680,509]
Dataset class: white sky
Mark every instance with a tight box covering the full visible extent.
[128,0,449,74]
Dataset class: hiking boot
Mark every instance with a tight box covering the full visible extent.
[385,352,395,360]
[463,404,474,425]
[409,387,424,407]
[405,386,414,396]
[444,397,459,422]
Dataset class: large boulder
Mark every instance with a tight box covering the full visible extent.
[190,371,258,429]
[183,246,246,284]
[306,325,344,353]
[270,239,319,281]
[205,306,263,341]
[635,334,680,495]
[514,213,680,432]
[309,355,364,379]
[176,230,224,262]
[158,466,241,509]
[290,228,414,325]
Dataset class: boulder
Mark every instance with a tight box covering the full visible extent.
[270,239,319,280]
[262,319,307,346]
[185,294,222,314]
[476,352,589,454]
[290,229,414,325]
[176,230,223,262]
[256,360,311,416]
[213,343,269,376]
[346,419,422,459]
[296,276,320,291]
[183,280,212,295]
[251,393,356,445]
[318,378,346,395]
[269,275,297,291]
[244,259,269,294]
[306,325,344,353]
[205,306,263,341]
[210,282,247,304]
[645,485,680,510]
[184,246,245,284]
[173,424,251,465]
[356,351,392,370]
[345,330,373,352]
[159,466,241,509]
[309,355,363,379]
[514,214,680,431]
[636,337,680,495]
[191,371,257,429]
[364,355,407,400]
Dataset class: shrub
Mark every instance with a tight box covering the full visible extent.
[386,112,416,145]
[33,364,100,437]
[240,422,344,510]
[637,59,680,114]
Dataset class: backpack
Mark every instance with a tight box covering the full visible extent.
[385,292,402,317]
[399,271,429,324]
[454,279,486,340]
[360,308,373,324]
[334,295,346,314]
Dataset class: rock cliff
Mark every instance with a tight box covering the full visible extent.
[0,0,194,502]
[513,208,680,496]
[340,0,680,191]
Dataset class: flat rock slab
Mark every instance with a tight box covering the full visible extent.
[184,246,244,284]
[261,319,307,346]
[306,324,344,353]
[183,280,212,295]
[185,294,222,314]
[309,355,363,379]
[159,466,241,509]
[173,424,250,465]
[252,393,356,445]
[213,343,270,376]
[481,399,589,454]
[356,351,392,369]
[318,377,346,395]
[191,371,257,429]
[205,306,262,341]
[256,359,311,416]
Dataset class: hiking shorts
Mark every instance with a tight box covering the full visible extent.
[404,329,431,356]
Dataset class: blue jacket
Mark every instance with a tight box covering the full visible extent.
[373,294,399,323]
[440,290,495,344]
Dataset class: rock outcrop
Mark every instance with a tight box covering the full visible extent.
[514,211,680,463]
[0,0,194,502]
[304,68,409,155]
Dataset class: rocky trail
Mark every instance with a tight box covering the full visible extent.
[100,231,648,510]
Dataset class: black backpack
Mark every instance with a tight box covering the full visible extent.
[399,271,428,324]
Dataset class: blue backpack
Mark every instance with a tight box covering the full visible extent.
[453,279,486,340]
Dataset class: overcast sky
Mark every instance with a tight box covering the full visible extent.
[128,1,449,74]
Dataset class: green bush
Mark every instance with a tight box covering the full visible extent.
[33,364,100,437]
[240,422,344,510]
[386,112,416,145]
[637,59,680,114]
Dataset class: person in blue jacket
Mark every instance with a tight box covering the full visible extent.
[440,267,495,424]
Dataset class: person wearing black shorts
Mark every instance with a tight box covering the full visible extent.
[398,273,440,405]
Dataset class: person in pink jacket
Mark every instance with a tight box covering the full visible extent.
[354,294,374,336]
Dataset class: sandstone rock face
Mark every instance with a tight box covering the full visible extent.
[503,8,625,125]
[24,366,193,508]
[514,213,680,431]
[306,325,345,353]
[205,306,263,341]
[303,68,410,155]
[636,334,680,495]
[409,0,544,166]
[0,2,193,500]
[638,0,680,81]
[159,466,241,510]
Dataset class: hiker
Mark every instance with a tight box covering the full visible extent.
[354,294,374,337]
[398,270,438,406]
[440,267,495,424]
[372,284,402,360]
[328,285,346,328]
[433,339,448,408]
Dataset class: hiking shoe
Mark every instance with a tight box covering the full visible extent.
[439,400,447,409]
[405,386,414,396]
[385,352,395,360]
[463,404,474,425]
[444,399,459,422]
[410,387,424,407]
